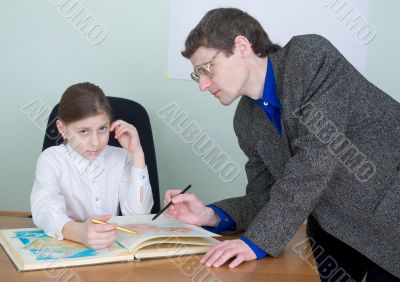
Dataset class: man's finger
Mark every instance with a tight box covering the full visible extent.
[229,254,245,268]
[213,247,237,267]
[165,190,183,202]
[171,194,196,204]
[201,244,219,264]
[204,248,227,267]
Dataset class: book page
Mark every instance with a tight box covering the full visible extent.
[110,215,220,253]
[0,228,132,271]
[134,242,215,259]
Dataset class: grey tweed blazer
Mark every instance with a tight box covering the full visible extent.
[213,34,400,277]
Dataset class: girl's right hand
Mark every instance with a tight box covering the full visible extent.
[164,190,220,227]
[79,215,118,249]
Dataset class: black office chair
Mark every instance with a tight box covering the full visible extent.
[42,96,160,214]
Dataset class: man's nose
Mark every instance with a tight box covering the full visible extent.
[199,76,212,92]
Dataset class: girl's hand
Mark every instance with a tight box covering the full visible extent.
[80,215,118,249]
[62,214,118,249]
[110,120,143,155]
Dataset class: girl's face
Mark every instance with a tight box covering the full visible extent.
[56,112,111,160]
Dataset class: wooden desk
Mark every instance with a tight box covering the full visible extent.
[0,216,319,282]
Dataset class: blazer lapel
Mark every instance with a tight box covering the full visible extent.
[251,103,292,179]
[252,50,293,179]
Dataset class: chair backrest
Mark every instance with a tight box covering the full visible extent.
[42,96,160,214]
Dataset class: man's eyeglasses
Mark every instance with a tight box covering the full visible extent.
[190,50,221,83]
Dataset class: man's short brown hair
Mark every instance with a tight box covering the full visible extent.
[181,8,281,59]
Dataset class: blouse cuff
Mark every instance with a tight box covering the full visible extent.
[130,166,149,186]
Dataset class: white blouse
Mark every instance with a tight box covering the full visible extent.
[31,144,153,239]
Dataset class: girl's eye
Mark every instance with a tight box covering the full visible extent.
[79,130,87,135]
[99,126,108,133]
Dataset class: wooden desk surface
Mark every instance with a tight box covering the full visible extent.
[0,216,319,282]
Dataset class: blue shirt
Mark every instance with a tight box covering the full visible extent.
[203,205,267,259]
[252,57,282,136]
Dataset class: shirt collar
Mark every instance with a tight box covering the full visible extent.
[261,57,281,108]
[65,144,105,178]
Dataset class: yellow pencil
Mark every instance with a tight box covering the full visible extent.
[91,218,140,235]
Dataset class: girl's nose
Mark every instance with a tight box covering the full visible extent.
[90,134,100,146]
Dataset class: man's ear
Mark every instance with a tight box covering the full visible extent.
[56,119,68,139]
[234,35,252,57]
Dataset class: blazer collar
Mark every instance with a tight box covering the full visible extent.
[249,48,293,179]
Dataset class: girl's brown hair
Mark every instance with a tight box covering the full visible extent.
[58,82,112,124]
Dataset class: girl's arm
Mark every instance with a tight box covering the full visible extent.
[118,154,154,215]
[31,151,118,249]
[110,120,154,214]
[30,153,72,240]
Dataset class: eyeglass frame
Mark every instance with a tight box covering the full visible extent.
[190,49,222,83]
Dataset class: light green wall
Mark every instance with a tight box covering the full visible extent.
[0,1,399,212]
[367,0,400,98]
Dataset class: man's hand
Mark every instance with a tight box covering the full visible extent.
[201,239,257,268]
[164,190,220,227]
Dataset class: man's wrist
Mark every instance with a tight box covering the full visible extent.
[204,207,221,227]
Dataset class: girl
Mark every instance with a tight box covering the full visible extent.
[31,82,154,249]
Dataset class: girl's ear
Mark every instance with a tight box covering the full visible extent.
[56,119,68,139]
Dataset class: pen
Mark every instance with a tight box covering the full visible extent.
[152,184,192,221]
[91,218,140,235]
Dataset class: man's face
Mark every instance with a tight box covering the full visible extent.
[190,47,248,106]
[57,112,111,160]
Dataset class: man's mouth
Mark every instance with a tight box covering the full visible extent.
[211,90,220,96]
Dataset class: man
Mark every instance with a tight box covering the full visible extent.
[165,8,400,281]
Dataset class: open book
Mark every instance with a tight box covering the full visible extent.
[0,214,220,271]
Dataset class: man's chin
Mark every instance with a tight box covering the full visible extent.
[218,96,236,106]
